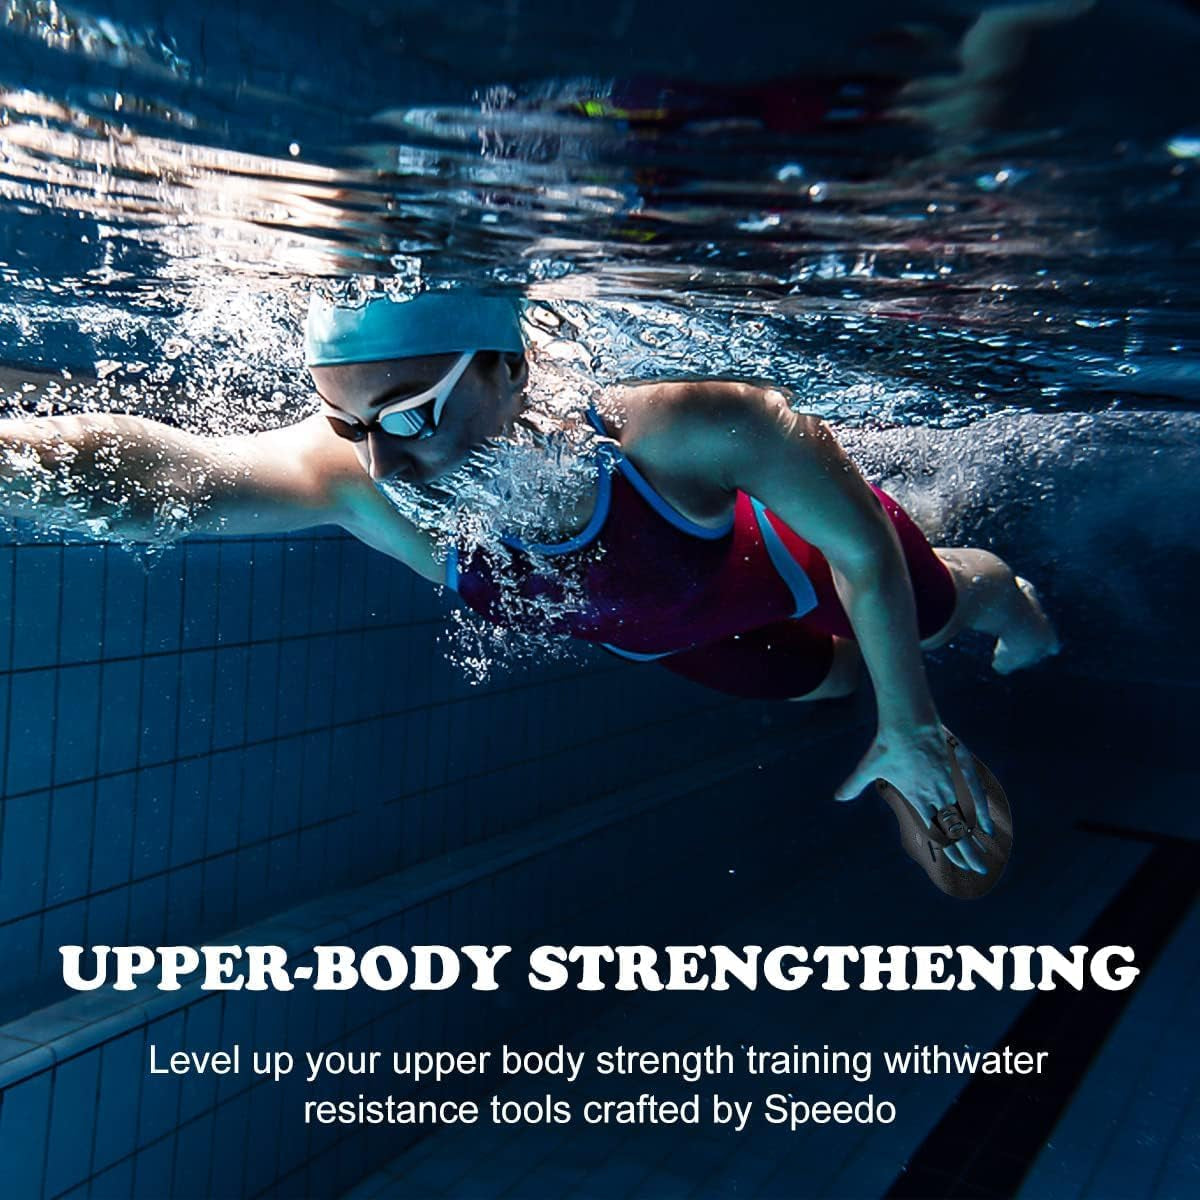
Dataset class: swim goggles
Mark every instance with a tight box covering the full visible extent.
[320,350,475,442]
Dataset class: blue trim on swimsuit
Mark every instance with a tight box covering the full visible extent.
[750,497,819,618]
[584,406,735,540]
[485,405,821,660]
[600,642,681,661]
[500,448,613,556]
[444,542,459,591]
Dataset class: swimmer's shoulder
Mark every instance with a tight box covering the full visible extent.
[260,413,442,581]
[236,411,379,505]
[599,377,819,476]
[603,376,806,428]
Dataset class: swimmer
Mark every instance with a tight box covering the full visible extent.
[0,289,1059,880]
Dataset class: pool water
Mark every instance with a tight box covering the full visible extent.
[0,2,1198,1198]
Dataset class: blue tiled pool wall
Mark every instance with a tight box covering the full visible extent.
[0,527,775,1026]
[2,461,1196,1199]
[0,743,826,1200]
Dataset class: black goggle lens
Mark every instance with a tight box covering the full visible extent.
[326,415,367,442]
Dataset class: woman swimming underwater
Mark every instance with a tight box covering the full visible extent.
[0,289,1058,886]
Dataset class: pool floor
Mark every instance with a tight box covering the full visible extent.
[339,747,1200,1199]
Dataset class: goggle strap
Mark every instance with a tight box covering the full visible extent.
[320,349,474,439]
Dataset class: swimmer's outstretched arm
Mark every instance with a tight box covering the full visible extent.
[0,410,442,580]
[647,383,988,874]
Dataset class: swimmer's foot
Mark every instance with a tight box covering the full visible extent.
[992,576,1061,674]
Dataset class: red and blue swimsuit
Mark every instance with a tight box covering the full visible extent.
[445,407,956,699]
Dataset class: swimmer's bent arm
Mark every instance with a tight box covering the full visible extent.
[0,411,442,581]
[706,390,940,738]
[650,383,967,815]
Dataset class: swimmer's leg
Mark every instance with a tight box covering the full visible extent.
[788,636,862,702]
[925,548,1061,673]
[659,623,860,701]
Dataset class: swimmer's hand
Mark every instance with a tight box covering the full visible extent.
[834,723,995,875]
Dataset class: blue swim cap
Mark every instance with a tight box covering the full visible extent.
[304,288,524,366]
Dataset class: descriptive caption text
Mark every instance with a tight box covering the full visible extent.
[145,1041,1053,1130]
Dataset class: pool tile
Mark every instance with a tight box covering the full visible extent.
[141,555,185,654]
[181,543,221,649]
[0,1069,52,1198]
[46,781,94,904]
[59,546,105,664]
[176,651,215,758]
[53,665,101,785]
[6,668,57,794]
[12,546,61,671]
[44,1047,100,1196]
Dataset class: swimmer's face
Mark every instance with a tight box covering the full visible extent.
[309,350,528,486]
